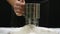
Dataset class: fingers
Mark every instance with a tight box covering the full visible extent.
[13,0,25,16]
[17,0,25,2]
[16,0,25,6]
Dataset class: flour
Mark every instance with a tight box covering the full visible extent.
[10,24,58,34]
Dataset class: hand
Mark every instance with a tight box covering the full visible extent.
[14,0,25,16]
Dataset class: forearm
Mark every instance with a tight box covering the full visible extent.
[7,0,16,7]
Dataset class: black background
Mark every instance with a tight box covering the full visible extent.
[0,0,60,28]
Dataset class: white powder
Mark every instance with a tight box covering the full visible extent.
[10,25,58,34]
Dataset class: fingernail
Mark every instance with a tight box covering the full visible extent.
[18,0,20,1]
[20,0,23,2]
